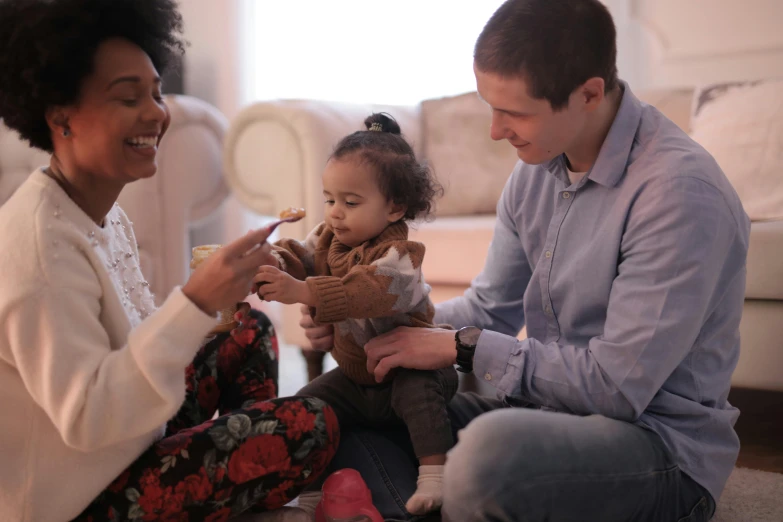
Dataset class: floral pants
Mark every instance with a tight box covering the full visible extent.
[73,308,340,522]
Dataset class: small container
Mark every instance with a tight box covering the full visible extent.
[190,244,238,335]
[315,469,384,522]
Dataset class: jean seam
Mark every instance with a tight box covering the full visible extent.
[356,431,410,519]
[512,464,681,488]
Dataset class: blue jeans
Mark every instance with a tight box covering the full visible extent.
[324,392,715,521]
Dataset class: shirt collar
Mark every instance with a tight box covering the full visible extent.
[543,81,643,188]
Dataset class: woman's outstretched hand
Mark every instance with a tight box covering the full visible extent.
[183,228,277,316]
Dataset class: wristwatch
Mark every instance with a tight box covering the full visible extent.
[455,326,481,373]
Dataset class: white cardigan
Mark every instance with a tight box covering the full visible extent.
[0,170,217,522]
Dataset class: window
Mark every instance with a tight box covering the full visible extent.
[240,0,506,106]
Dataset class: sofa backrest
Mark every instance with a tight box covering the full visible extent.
[420,88,695,218]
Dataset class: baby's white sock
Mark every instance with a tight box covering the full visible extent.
[405,464,444,515]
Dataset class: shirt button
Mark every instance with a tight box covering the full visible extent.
[484,373,493,381]
[562,192,571,199]
[544,304,552,314]
[545,251,552,258]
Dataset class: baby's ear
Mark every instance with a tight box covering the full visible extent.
[387,203,406,223]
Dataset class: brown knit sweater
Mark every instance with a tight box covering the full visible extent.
[273,221,437,385]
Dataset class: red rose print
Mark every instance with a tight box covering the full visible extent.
[156,432,191,456]
[280,463,304,479]
[242,377,276,402]
[214,465,226,483]
[217,337,244,378]
[227,434,291,484]
[159,486,186,519]
[185,364,196,393]
[270,335,279,357]
[214,486,233,502]
[275,401,316,441]
[204,508,232,522]
[197,376,220,414]
[263,479,295,509]
[159,507,189,522]
[140,468,162,492]
[181,467,213,503]
[249,400,277,413]
[107,469,130,493]
[233,324,256,346]
[138,484,164,518]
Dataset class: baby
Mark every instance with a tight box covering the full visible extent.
[255,113,457,517]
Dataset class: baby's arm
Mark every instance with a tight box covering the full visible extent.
[307,241,429,324]
[270,222,325,279]
[254,223,325,296]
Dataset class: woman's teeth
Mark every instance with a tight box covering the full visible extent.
[126,136,157,148]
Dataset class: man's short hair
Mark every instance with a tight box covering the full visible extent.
[474,0,618,110]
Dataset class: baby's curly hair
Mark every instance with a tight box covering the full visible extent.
[0,0,185,152]
[332,113,444,222]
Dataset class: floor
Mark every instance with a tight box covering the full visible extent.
[729,387,783,473]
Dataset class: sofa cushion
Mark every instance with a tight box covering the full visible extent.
[420,92,518,217]
[635,88,694,133]
[409,215,496,285]
[411,216,783,301]
[690,79,783,222]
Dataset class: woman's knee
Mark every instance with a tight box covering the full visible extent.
[295,397,341,479]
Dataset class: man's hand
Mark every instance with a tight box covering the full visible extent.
[255,266,314,305]
[365,327,457,383]
[299,304,334,352]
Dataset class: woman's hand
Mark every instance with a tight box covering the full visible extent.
[182,228,277,316]
[254,266,314,306]
[299,304,334,352]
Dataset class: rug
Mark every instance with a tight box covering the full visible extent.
[714,467,783,521]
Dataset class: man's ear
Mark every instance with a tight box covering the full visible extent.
[45,106,71,136]
[387,203,407,223]
[578,77,606,113]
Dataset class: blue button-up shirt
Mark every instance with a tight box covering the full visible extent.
[435,83,750,502]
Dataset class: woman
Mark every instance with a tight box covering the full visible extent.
[0,1,339,521]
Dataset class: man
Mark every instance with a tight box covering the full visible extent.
[301,1,749,520]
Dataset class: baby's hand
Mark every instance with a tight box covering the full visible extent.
[255,265,314,305]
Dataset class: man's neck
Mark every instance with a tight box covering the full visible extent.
[47,156,124,226]
[565,86,623,173]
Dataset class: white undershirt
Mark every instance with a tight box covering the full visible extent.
[567,166,587,186]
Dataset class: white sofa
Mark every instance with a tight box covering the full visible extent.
[224,89,783,391]
[0,95,231,303]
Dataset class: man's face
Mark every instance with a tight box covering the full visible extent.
[474,63,588,166]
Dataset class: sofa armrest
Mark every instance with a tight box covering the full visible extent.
[746,219,783,300]
[224,99,421,240]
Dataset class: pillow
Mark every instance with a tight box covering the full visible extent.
[420,92,518,216]
[690,79,783,222]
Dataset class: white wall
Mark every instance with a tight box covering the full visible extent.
[178,0,264,243]
[178,0,244,120]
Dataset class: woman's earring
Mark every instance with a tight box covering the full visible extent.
[62,128,71,137]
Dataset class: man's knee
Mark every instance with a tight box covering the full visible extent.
[443,409,527,517]
[443,408,580,518]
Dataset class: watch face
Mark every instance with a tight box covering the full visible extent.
[458,326,481,347]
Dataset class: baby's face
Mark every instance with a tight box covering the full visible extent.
[322,157,404,247]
